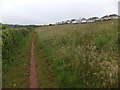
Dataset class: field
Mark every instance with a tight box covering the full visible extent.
[2,20,118,88]
[35,20,118,88]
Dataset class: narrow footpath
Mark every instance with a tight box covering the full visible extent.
[29,33,38,88]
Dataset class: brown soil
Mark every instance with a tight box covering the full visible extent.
[29,33,38,88]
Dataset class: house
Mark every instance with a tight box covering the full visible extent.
[92,17,99,22]
[81,18,87,24]
[87,18,94,23]
[87,17,100,23]
[70,19,79,24]
[109,14,119,20]
[100,15,110,21]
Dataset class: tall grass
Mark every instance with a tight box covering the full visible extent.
[35,20,118,88]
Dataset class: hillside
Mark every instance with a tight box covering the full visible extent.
[2,20,118,88]
[35,20,118,88]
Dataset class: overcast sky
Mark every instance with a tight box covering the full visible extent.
[0,0,119,25]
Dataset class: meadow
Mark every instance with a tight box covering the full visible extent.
[35,20,118,88]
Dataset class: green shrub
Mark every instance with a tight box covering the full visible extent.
[2,28,30,73]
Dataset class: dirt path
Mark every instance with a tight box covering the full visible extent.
[29,33,38,88]
[28,31,59,88]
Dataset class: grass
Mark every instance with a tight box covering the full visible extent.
[35,31,59,88]
[35,20,118,88]
[2,30,33,88]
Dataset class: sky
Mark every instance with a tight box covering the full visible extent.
[0,0,119,25]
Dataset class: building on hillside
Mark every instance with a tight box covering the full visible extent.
[70,19,79,24]
[87,18,94,23]
[81,18,87,24]
[92,17,100,22]
[109,14,119,20]
[100,15,110,21]
[87,17,100,23]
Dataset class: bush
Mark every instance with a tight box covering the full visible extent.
[2,28,30,70]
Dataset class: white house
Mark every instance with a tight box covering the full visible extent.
[92,17,99,22]
[81,18,87,24]
[71,19,79,24]
[100,15,111,21]
[87,18,94,23]
[109,14,119,20]
[87,17,100,23]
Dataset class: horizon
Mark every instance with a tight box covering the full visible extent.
[0,13,119,25]
[1,0,119,25]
